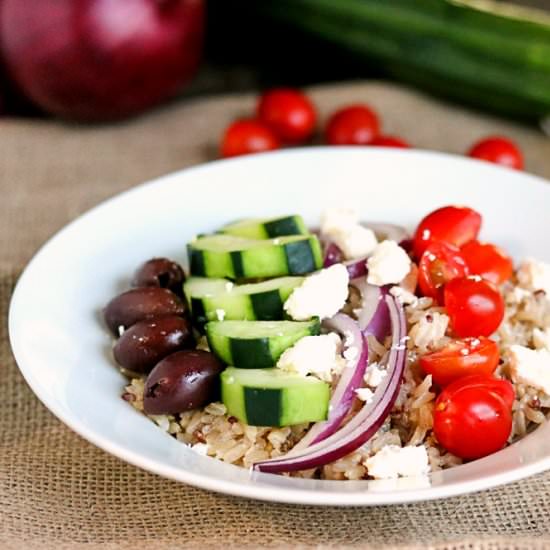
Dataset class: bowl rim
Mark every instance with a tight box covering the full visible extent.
[9,146,550,506]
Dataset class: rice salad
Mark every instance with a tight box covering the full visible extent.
[104,206,550,481]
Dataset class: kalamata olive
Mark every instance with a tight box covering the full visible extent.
[104,287,184,335]
[143,350,223,415]
[113,316,194,373]
[132,257,185,295]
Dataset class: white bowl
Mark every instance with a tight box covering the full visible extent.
[9,147,550,506]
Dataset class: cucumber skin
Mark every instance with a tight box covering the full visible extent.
[221,367,330,427]
[252,0,550,121]
[188,235,322,279]
[205,319,321,369]
[184,277,304,326]
[221,215,309,239]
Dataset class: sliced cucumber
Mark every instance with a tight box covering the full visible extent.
[219,215,309,239]
[206,319,320,369]
[221,367,330,427]
[184,276,304,325]
[187,234,322,279]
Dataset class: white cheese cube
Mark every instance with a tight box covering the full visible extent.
[390,285,418,306]
[276,333,344,382]
[367,240,411,286]
[321,207,378,260]
[517,258,550,295]
[363,363,387,388]
[321,207,359,234]
[365,445,430,479]
[284,264,349,321]
[509,345,550,394]
[355,387,374,402]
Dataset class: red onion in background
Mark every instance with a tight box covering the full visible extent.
[0,0,204,121]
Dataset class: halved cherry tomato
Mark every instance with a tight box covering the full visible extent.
[460,240,513,286]
[418,242,469,304]
[413,206,482,259]
[221,119,280,158]
[370,135,410,148]
[444,277,505,337]
[468,136,524,170]
[325,104,380,145]
[420,337,499,387]
[257,88,317,144]
[433,374,514,460]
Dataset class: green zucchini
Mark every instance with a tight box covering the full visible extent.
[221,367,330,427]
[206,319,320,369]
[188,234,322,279]
[184,276,304,325]
[252,0,550,120]
[219,215,309,239]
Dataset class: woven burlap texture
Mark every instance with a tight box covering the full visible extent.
[2,82,550,550]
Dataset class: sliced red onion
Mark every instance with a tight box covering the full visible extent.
[323,242,368,278]
[352,278,391,343]
[344,257,368,279]
[253,295,407,473]
[323,241,344,267]
[291,314,369,452]
[363,222,409,244]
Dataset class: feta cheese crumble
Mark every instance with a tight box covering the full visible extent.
[390,285,418,306]
[364,363,387,388]
[518,258,550,295]
[284,264,350,321]
[321,207,378,260]
[364,445,430,479]
[533,328,550,351]
[508,345,550,394]
[215,308,226,321]
[276,333,344,382]
[367,240,411,286]
[355,387,374,402]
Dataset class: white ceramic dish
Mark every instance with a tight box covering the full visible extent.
[9,147,550,506]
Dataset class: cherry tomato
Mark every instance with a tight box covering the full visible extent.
[444,277,505,337]
[445,374,516,410]
[468,136,524,170]
[420,337,499,387]
[413,205,482,259]
[325,104,380,145]
[418,242,469,304]
[370,135,410,148]
[460,240,513,286]
[433,374,513,460]
[221,119,280,158]
[257,88,317,144]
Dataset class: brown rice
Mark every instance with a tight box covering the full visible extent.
[122,272,550,480]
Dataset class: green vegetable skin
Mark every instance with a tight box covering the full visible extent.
[184,276,304,324]
[252,0,550,120]
[188,234,322,279]
[220,215,309,239]
[206,319,320,368]
[221,367,330,427]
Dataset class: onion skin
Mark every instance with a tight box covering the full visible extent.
[253,295,407,474]
[0,0,204,121]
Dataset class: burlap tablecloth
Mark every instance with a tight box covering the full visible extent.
[2,82,550,550]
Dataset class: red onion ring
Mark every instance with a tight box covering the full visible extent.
[290,314,369,452]
[351,278,391,344]
[253,295,407,473]
[323,242,368,278]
